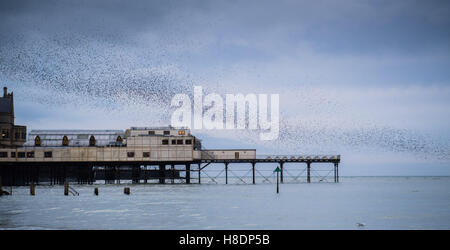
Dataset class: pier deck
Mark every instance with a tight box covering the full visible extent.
[0,155,340,186]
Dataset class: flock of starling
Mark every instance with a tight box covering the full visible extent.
[0,33,448,162]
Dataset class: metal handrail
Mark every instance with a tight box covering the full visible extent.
[256,155,340,160]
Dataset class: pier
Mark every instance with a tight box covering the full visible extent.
[0,155,340,186]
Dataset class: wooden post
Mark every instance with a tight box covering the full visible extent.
[94,187,98,196]
[64,182,69,196]
[124,187,130,195]
[225,162,228,184]
[252,162,256,184]
[307,162,311,183]
[30,183,35,196]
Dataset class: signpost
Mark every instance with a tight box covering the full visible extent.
[274,166,281,193]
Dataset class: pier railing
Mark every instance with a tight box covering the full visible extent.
[255,155,340,161]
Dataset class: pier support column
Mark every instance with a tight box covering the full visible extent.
[49,166,53,185]
[252,162,256,184]
[336,163,339,183]
[225,162,229,184]
[159,164,166,184]
[307,162,311,183]
[280,162,284,183]
[198,163,201,184]
[144,165,148,184]
[186,164,191,184]
[171,165,175,184]
[116,166,120,184]
[334,163,337,183]
[104,166,107,184]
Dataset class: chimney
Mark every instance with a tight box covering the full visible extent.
[3,87,7,98]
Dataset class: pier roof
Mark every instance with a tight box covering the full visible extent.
[24,130,124,147]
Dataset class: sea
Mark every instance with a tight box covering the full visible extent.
[0,176,449,230]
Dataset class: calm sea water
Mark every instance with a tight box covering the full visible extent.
[0,177,449,230]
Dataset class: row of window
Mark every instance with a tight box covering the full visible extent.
[34,135,123,146]
[149,130,185,136]
[33,134,189,146]
[34,135,95,146]
[162,139,192,145]
[1,130,26,140]
[127,152,151,158]
[0,151,50,158]
[1,151,158,159]
[0,151,179,159]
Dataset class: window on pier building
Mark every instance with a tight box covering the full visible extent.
[127,152,135,157]
[163,130,170,135]
[171,139,176,145]
[27,151,34,158]
[178,130,185,135]
[21,132,26,140]
[235,152,240,159]
[34,136,41,146]
[176,139,183,145]
[143,152,150,158]
[62,136,69,146]
[1,129,9,139]
[116,135,123,143]
[89,135,96,146]
[148,131,155,135]
[15,132,20,140]
[185,139,192,145]
[18,152,25,158]
[0,152,7,158]
[44,151,53,158]
[162,139,169,145]
[10,152,16,158]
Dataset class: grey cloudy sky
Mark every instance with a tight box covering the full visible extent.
[1,0,449,175]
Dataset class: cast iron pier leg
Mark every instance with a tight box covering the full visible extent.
[225,162,229,184]
[186,164,191,184]
[280,161,284,183]
[171,164,175,184]
[334,163,337,183]
[159,164,166,184]
[307,161,311,183]
[336,163,339,183]
[252,162,256,184]
[198,163,201,184]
